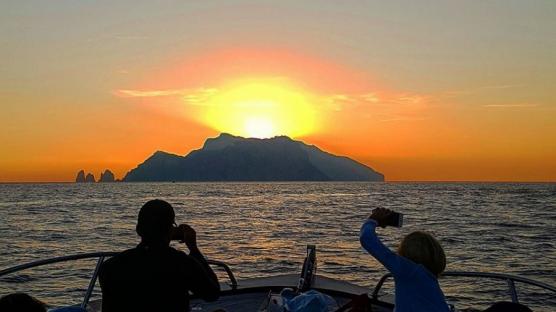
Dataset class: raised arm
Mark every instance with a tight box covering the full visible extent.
[175,224,220,301]
[359,209,410,277]
[187,247,220,301]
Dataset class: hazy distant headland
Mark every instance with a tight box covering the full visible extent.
[76,134,384,182]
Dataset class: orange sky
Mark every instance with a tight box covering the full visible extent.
[1,2,555,182]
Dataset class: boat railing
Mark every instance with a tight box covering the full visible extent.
[372,271,556,304]
[0,251,238,309]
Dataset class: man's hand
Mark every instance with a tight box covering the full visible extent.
[173,224,198,251]
[369,208,393,228]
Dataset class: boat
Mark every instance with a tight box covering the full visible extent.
[0,245,554,311]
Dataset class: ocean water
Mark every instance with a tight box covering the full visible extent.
[0,182,554,311]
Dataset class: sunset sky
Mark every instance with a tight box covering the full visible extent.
[1,1,555,182]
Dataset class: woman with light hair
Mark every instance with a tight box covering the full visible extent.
[360,208,449,312]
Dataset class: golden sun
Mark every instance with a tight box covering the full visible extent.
[200,79,317,138]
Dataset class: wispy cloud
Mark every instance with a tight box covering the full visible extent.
[182,88,218,105]
[329,94,356,102]
[326,91,431,110]
[116,85,434,122]
[361,93,379,103]
[321,90,433,123]
[117,89,188,97]
[324,94,357,111]
[483,103,539,108]
[116,87,219,106]
[476,84,522,90]
[390,94,431,105]
[379,117,427,122]
[441,84,523,98]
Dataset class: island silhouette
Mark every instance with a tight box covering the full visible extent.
[120,133,384,182]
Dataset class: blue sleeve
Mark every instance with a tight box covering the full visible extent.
[360,219,410,277]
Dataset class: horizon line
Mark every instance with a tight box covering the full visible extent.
[0,180,554,184]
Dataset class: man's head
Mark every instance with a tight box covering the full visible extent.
[398,231,446,277]
[136,199,176,245]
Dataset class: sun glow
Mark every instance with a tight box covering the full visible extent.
[201,79,317,138]
[244,116,275,138]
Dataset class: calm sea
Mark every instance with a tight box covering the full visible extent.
[0,183,554,311]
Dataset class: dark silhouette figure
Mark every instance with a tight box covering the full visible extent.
[0,293,46,312]
[99,199,220,312]
[483,302,532,312]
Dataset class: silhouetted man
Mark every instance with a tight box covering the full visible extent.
[99,199,220,312]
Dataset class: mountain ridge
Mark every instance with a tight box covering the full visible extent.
[123,133,384,182]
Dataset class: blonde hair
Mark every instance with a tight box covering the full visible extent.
[398,231,446,277]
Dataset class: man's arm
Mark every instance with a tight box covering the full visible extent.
[176,224,220,301]
[187,247,220,301]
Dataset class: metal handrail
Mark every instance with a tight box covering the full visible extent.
[371,271,556,304]
[206,259,238,289]
[0,251,238,308]
[0,252,118,277]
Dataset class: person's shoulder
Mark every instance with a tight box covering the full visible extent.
[393,255,426,277]
[102,248,141,268]
[167,246,190,261]
[160,247,201,276]
[167,247,203,268]
[402,260,437,280]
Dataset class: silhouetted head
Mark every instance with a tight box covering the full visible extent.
[136,199,175,245]
[398,231,446,277]
[483,302,532,312]
[0,293,46,312]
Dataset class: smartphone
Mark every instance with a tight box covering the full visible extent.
[170,226,182,241]
[384,212,403,228]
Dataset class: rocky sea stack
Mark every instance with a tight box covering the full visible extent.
[99,169,115,182]
[75,170,86,183]
[76,169,117,183]
[75,170,96,183]
[85,173,96,183]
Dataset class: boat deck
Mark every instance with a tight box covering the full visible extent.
[86,274,393,312]
[188,274,393,312]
